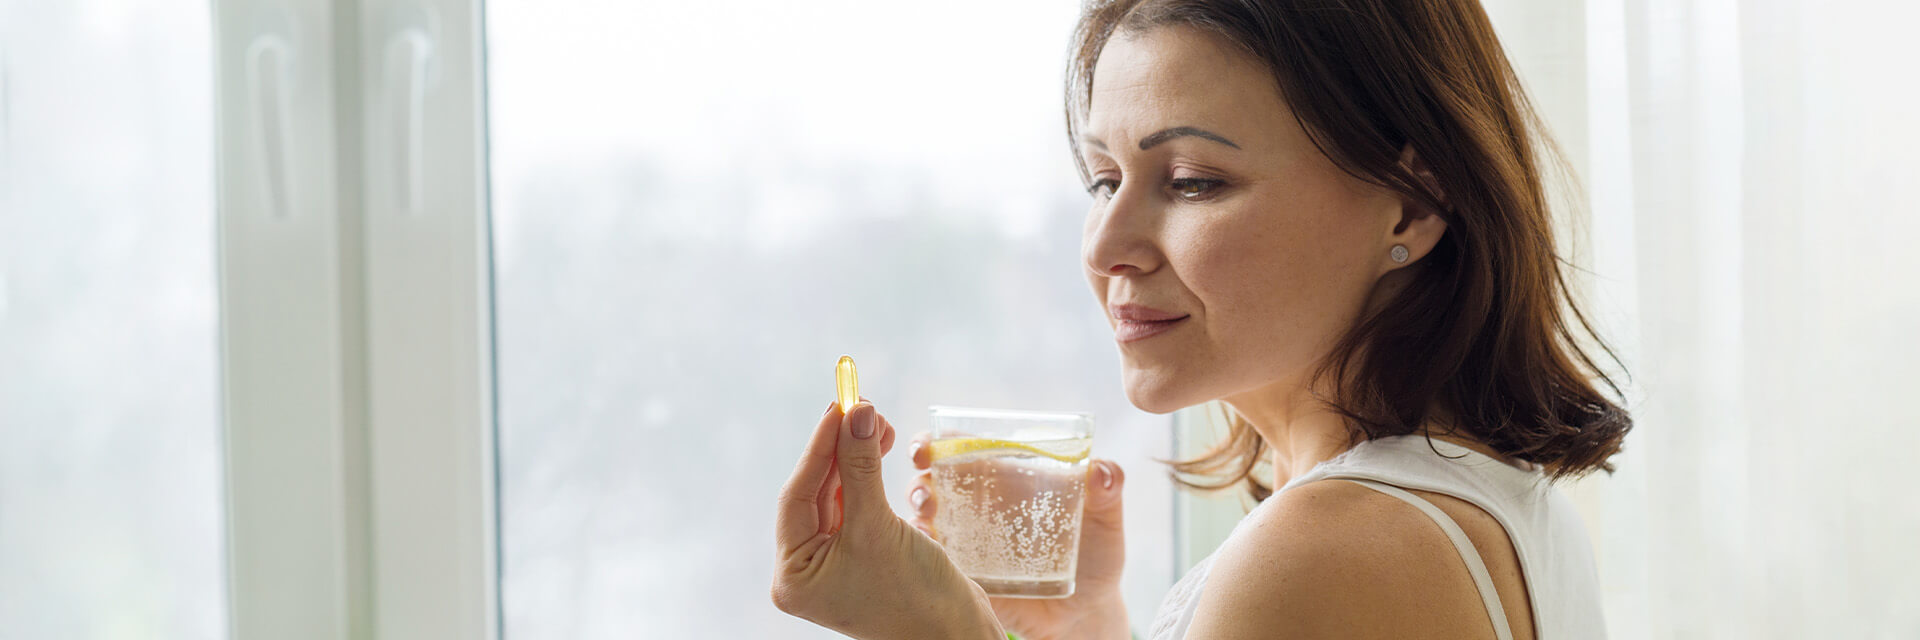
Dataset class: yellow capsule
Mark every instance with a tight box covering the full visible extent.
[835,355,859,414]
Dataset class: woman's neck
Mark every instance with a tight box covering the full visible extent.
[1224,379,1514,488]
[1222,379,1357,489]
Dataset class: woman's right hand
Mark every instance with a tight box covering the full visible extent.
[904,432,1133,640]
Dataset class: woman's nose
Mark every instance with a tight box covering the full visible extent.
[1082,191,1164,277]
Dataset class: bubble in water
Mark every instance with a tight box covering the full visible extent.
[930,445,1089,590]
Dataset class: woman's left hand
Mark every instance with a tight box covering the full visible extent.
[772,400,1006,640]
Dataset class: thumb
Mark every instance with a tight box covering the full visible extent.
[836,402,890,524]
[1084,459,1126,523]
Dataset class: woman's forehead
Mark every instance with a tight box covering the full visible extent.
[1084,26,1293,151]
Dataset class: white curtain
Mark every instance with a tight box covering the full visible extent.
[1528,0,1920,637]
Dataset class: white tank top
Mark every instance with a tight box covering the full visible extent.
[1147,434,1607,639]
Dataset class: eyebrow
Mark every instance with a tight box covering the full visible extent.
[1080,126,1242,153]
[1140,126,1240,150]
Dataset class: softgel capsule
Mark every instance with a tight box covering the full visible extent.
[835,355,858,414]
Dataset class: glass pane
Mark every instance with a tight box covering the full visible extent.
[0,1,226,638]
[487,2,1172,637]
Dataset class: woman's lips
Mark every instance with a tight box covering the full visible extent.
[1114,315,1190,344]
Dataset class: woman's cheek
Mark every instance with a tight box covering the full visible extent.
[1183,209,1285,302]
[1196,212,1335,347]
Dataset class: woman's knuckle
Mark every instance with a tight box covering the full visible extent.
[841,455,883,475]
[769,582,809,615]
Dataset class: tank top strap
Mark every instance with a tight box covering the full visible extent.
[1340,478,1514,640]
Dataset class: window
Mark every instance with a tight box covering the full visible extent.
[486,1,1173,636]
[0,1,226,637]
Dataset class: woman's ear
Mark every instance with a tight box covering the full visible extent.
[1400,143,1450,212]
[1385,143,1450,268]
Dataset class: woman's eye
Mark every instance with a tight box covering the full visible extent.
[1170,178,1224,201]
[1087,178,1119,199]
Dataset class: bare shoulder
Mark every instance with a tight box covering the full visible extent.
[1183,479,1503,639]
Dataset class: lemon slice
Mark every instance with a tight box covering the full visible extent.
[927,437,1091,463]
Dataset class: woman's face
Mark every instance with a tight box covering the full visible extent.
[1079,26,1411,413]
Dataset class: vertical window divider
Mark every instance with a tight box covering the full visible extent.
[214,0,496,637]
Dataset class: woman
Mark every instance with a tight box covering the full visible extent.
[771,1,1629,638]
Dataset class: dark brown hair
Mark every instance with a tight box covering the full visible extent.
[1066,0,1633,499]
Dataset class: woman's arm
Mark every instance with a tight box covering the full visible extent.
[939,594,1013,640]
[1069,591,1134,640]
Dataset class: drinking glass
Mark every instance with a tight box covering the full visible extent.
[926,406,1093,598]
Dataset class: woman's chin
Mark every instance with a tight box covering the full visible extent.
[1121,372,1197,414]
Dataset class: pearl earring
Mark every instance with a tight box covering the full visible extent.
[1390,244,1410,264]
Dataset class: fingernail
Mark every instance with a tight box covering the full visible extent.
[823,401,837,416]
[851,404,876,439]
[909,486,929,510]
[1095,462,1113,490]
